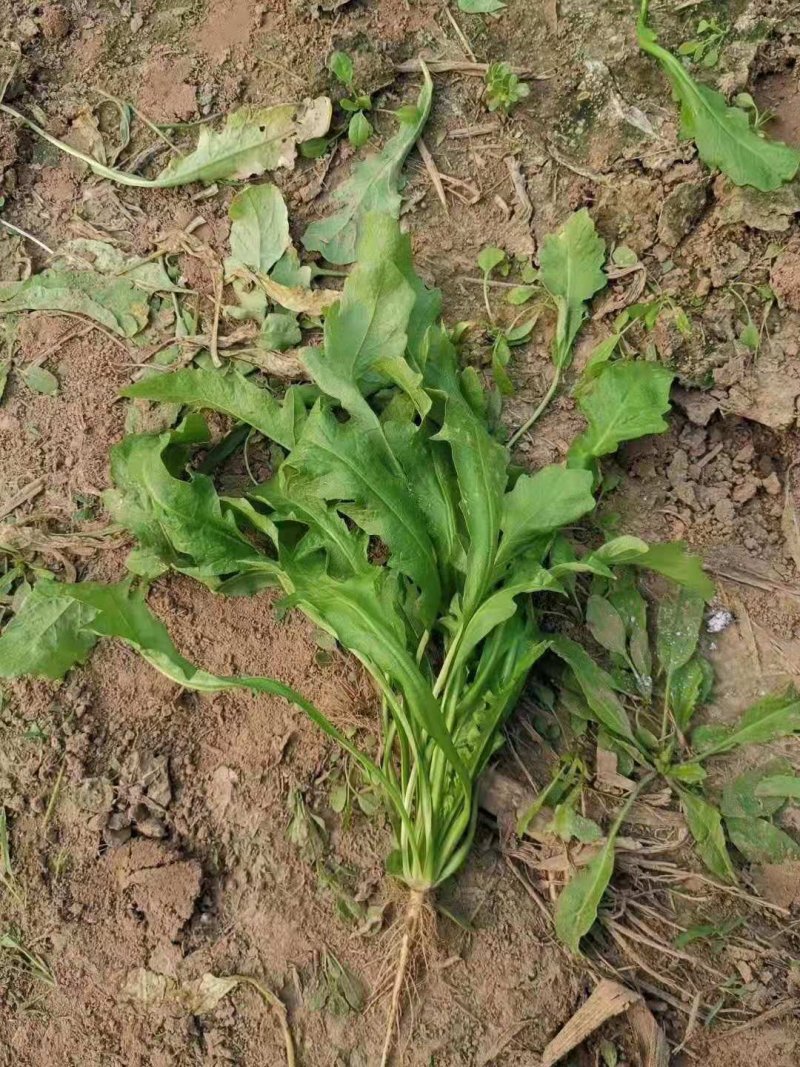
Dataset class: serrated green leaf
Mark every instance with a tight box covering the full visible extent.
[678,789,736,881]
[302,69,432,264]
[260,312,301,351]
[303,215,427,424]
[539,209,606,370]
[554,834,615,953]
[495,465,595,570]
[726,816,800,865]
[288,405,441,627]
[104,420,273,582]
[568,360,674,467]
[0,582,99,680]
[227,184,290,274]
[638,9,800,191]
[122,369,305,450]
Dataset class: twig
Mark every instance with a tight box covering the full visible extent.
[0,477,46,521]
[673,990,702,1055]
[545,140,611,185]
[0,218,56,257]
[230,975,296,1067]
[417,137,449,214]
[448,123,502,139]
[504,155,533,223]
[722,1000,796,1036]
[397,58,554,79]
[442,2,477,62]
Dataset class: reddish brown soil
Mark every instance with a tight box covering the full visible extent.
[2,0,800,1064]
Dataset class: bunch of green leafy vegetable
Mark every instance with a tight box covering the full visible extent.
[637,0,800,191]
[0,202,698,998]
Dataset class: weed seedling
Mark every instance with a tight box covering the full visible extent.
[484,62,530,114]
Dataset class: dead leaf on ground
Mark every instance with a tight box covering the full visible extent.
[260,275,339,315]
[541,979,641,1067]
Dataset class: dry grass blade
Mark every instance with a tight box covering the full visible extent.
[0,478,46,522]
[396,58,553,78]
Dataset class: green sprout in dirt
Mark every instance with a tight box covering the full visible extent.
[678,16,728,69]
[327,50,374,150]
[0,208,699,1059]
[484,61,530,114]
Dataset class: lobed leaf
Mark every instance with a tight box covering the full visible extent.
[638,6,800,192]
[568,361,674,469]
[302,69,433,264]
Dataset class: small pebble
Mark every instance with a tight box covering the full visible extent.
[707,609,734,634]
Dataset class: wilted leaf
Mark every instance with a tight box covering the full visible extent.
[726,816,800,865]
[123,967,175,1005]
[228,184,290,274]
[260,275,340,315]
[179,972,240,1014]
[0,269,154,337]
[0,582,99,680]
[2,98,332,189]
[22,365,59,396]
[155,99,332,186]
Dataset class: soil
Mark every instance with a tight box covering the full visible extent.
[2,0,800,1065]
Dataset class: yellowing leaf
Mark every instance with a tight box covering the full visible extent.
[261,275,340,315]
